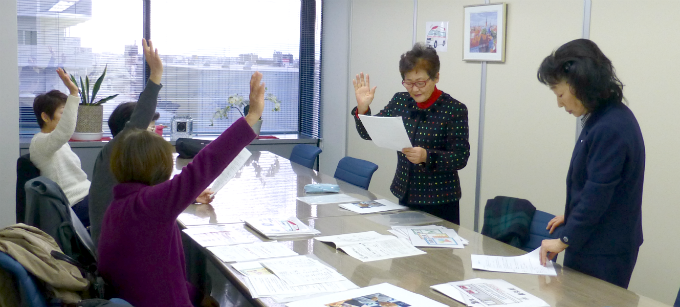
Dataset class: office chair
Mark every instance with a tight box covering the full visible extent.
[675,287,680,307]
[16,153,41,224]
[521,210,557,252]
[0,251,48,307]
[289,144,322,170]
[333,156,379,190]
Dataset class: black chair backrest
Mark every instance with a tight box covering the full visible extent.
[16,153,40,224]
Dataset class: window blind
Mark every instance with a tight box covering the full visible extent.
[17,0,143,137]
[299,0,322,138]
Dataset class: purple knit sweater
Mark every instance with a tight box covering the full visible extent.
[98,117,255,307]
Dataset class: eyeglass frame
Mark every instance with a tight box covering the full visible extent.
[402,78,431,89]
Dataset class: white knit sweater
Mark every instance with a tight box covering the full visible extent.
[29,94,91,206]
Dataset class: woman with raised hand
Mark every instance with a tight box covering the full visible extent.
[351,43,470,224]
[98,71,266,307]
[29,67,91,226]
[538,39,645,289]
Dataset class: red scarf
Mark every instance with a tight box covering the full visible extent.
[417,86,441,109]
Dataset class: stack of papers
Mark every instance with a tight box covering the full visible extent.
[207,242,299,262]
[388,225,468,248]
[357,115,413,151]
[338,199,409,214]
[315,231,425,262]
[182,225,257,247]
[471,248,557,276]
[232,256,358,302]
[297,194,360,205]
[431,278,550,307]
[209,148,252,195]
[287,282,448,307]
[245,216,321,239]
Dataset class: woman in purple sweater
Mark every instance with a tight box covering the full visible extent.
[98,72,265,307]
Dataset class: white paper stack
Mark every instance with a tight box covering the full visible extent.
[207,242,298,262]
[209,148,252,195]
[297,194,361,205]
[388,225,469,248]
[244,216,321,239]
[338,199,409,214]
[471,247,557,276]
[315,231,426,262]
[182,225,257,247]
[287,282,448,307]
[431,278,550,307]
[231,256,358,302]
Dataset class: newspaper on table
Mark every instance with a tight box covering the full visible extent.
[357,115,413,151]
[286,282,448,307]
[231,257,358,300]
[315,231,425,262]
[297,194,361,205]
[471,247,557,276]
[207,242,298,262]
[182,225,257,247]
[245,216,321,239]
[338,199,409,214]
[209,148,251,195]
[431,278,550,307]
[388,225,469,247]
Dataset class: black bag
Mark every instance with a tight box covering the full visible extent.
[175,138,211,159]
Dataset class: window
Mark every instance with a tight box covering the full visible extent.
[17,0,321,138]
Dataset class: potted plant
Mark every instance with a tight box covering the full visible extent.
[210,90,281,136]
[67,65,119,141]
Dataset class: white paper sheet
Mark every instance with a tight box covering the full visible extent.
[358,115,413,151]
[390,225,469,246]
[338,199,409,214]
[260,256,347,287]
[210,148,252,194]
[471,248,557,276]
[296,194,361,205]
[431,278,550,307]
[207,242,298,262]
[182,225,256,247]
[245,216,321,238]
[340,236,426,262]
[286,283,448,307]
[406,227,464,248]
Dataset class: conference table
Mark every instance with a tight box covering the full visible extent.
[176,151,668,307]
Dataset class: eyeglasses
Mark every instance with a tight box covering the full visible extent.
[402,78,431,89]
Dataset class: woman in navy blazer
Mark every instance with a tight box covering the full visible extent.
[537,39,645,289]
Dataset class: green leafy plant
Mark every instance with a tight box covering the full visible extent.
[210,89,281,126]
[67,65,119,106]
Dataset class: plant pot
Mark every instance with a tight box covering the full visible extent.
[72,105,103,141]
[251,119,263,136]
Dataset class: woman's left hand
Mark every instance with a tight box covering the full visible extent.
[402,147,427,164]
[540,239,568,266]
[195,188,214,204]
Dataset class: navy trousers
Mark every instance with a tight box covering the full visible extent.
[564,249,639,288]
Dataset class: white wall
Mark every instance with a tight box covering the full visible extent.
[0,0,20,228]
[590,1,680,303]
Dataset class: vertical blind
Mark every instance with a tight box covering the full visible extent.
[17,0,322,138]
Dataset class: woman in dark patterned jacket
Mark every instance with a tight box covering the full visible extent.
[351,43,470,224]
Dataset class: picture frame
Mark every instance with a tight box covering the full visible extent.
[463,3,508,62]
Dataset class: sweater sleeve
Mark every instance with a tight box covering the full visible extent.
[560,125,627,251]
[125,81,162,131]
[422,103,470,172]
[31,94,80,155]
[351,94,397,141]
[139,117,256,221]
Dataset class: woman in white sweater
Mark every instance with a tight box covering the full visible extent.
[29,68,91,227]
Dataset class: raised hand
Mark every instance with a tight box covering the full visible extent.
[142,38,163,84]
[246,72,265,127]
[57,68,79,96]
[352,72,377,114]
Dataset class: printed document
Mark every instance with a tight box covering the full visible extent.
[245,216,321,238]
[388,225,469,246]
[297,194,361,205]
[471,247,557,276]
[316,231,426,262]
[182,225,256,247]
[259,256,347,287]
[287,282,448,307]
[207,242,298,262]
[338,199,409,214]
[210,148,252,194]
[431,278,550,307]
[358,115,413,151]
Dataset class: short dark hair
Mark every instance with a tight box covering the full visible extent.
[399,43,440,80]
[537,39,624,113]
[33,90,68,128]
[108,102,161,137]
[110,128,173,186]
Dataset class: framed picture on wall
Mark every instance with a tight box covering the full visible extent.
[463,3,508,62]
